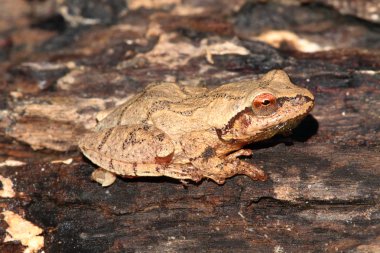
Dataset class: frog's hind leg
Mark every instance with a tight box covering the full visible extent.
[79,124,175,167]
[79,124,203,184]
[109,159,202,182]
[91,156,202,184]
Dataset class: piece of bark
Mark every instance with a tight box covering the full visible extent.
[0,138,378,252]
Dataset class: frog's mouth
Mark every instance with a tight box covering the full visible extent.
[217,94,314,143]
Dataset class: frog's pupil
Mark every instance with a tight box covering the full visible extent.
[262,99,270,105]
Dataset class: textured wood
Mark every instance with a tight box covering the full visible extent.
[0,1,379,252]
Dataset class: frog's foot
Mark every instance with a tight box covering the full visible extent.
[91,168,117,187]
[237,160,267,181]
[204,159,267,184]
[225,150,267,181]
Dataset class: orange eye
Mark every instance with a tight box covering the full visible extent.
[252,93,278,116]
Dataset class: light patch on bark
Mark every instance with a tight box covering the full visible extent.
[2,210,44,253]
[0,175,16,198]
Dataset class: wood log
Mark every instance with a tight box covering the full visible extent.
[0,1,379,252]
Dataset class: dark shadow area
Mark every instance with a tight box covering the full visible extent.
[291,114,319,141]
[119,175,198,186]
[249,114,319,150]
[31,15,67,32]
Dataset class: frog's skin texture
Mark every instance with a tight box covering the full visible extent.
[78,70,314,185]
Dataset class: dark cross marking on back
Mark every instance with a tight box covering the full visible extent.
[108,81,254,126]
[123,128,146,149]
[142,91,245,120]
[112,82,247,125]
[123,131,136,149]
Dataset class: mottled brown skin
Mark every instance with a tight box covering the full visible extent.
[78,70,314,185]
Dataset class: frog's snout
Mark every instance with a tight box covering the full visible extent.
[304,89,315,113]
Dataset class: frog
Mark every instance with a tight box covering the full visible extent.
[78,69,314,186]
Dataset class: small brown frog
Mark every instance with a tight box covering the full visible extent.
[78,70,314,186]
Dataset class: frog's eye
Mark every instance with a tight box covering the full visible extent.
[252,93,278,116]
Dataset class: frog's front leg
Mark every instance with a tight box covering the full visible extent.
[181,131,267,184]
[201,155,267,184]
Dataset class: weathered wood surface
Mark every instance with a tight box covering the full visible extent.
[0,1,379,252]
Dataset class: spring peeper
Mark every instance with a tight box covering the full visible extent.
[78,70,314,186]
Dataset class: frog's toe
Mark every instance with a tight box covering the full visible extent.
[91,168,117,187]
[245,167,267,181]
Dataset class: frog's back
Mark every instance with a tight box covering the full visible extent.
[95,82,197,131]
